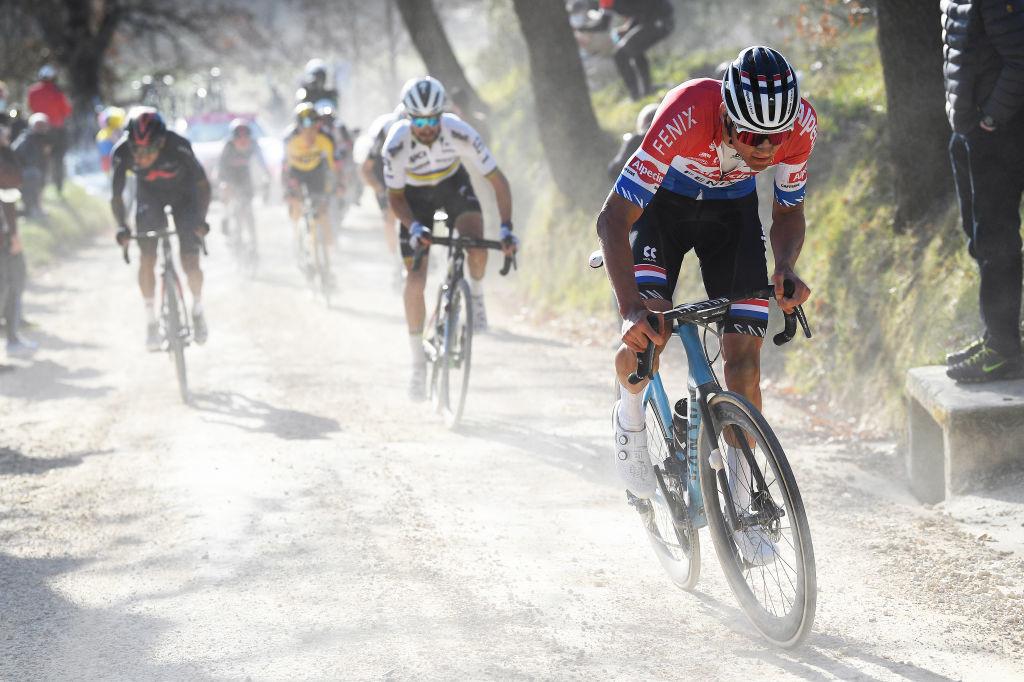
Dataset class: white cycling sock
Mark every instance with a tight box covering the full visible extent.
[409,333,425,367]
[725,444,753,511]
[192,299,204,316]
[617,383,645,431]
[144,298,156,324]
[468,276,484,297]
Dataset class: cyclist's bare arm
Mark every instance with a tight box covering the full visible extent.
[110,155,128,227]
[387,188,417,230]
[360,158,384,195]
[596,192,666,351]
[484,168,513,225]
[769,199,810,312]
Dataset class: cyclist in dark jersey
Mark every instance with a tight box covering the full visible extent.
[216,118,267,243]
[112,107,211,350]
[580,0,674,100]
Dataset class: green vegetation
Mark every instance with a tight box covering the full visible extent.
[18,183,110,268]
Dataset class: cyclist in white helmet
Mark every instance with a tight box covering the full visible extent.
[383,76,518,400]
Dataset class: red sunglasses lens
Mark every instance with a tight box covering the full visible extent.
[736,129,790,146]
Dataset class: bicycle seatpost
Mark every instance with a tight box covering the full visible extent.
[627,314,660,385]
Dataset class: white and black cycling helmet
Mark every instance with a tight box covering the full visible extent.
[721,46,799,134]
[400,76,446,117]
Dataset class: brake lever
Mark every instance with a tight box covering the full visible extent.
[499,252,517,276]
[627,314,660,384]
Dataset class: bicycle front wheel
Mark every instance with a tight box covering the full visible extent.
[438,279,473,428]
[642,397,700,589]
[164,274,189,404]
[697,391,816,647]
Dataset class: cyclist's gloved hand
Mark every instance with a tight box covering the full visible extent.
[194,221,211,238]
[408,221,432,250]
[116,226,131,247]
[499,222,519,254]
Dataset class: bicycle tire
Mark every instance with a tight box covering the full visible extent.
[439,279,473,428]
[426,284,445,411]
[164,272,189,404]
[642,398,701,589]
[697,391,816,647]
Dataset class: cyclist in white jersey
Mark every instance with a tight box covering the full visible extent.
[383,76,517,400]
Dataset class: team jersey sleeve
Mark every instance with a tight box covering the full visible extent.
[382,123,408,190]
[444,114,497,176]
[773,100,817,207]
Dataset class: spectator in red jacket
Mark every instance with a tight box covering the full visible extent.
[26,65,72,194]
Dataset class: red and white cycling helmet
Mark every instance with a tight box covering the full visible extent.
[126,106,167,149]
[721,46,800,134]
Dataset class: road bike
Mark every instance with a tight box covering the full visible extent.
[222,185,258,276]
[591,251,816,647]
[412,211,516,428]
[293,186,333,305]
[122,216,204,404]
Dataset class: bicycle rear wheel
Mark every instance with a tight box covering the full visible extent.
[697,391,816,647]
[163,273,189,404]
[641,398,700,589]
[438,279,473,428]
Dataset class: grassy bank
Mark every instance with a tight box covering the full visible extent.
[481,28,980,431]
[17,182,110,268]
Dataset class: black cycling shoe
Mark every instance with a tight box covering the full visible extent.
[946,338,985,366]
[946,344,1023,383]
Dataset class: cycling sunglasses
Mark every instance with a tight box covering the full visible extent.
[132,143,161,157]
[411,115,440,128]
[727,118,792,146]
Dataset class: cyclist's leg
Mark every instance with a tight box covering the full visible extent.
[399,185,437,335]
[171,200,205,300]
[134,195,164,301]
[444,170,485,279]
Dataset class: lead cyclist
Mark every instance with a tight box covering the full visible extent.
[596,46,816,565]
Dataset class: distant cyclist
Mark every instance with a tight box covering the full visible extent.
[216,118,268,242]
[382,76,517,399]
[360,106,404,271]
[283,102,339,280]
[112,107,212,349]
[597,47,815,565]
[297,58,339,107]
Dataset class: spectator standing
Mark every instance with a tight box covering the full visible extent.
[0,131,35,356]
[578,0,674,101]
[95,106,126,175]
[26,65,72,194]
[12,113,52,219]
[0,81,27,143]
[943,0,1024,383]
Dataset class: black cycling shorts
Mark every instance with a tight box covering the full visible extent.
[135,186,203,256]
[631,190,770,337]
[397,166,482,257]
[285,163,328,198]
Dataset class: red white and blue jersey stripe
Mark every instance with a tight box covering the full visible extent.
[613,78,817,209]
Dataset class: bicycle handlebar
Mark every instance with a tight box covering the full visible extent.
[410,235,517,275]
[119,227,208,264]
[627,279,812,384]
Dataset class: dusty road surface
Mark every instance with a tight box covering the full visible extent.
[1,197,1023,681]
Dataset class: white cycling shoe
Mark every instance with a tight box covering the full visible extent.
[733,525,778,567]
[612,401,656,499]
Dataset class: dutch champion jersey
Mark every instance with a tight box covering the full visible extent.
[614,78,817,208]
[383,113,497,189]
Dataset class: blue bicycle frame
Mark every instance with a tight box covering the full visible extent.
[641,321,720,529]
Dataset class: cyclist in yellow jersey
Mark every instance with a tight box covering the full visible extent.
[283,103,339,278]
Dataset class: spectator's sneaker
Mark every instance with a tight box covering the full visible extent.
[408,365,427,402]
[946,344,1023,383]
[146,322,162,352]
[5,337,38,357]
[733,525,778,566]
[946,338,985,366]
[612,402,655,499]
[192,311,209,346]
[471,293,488,333]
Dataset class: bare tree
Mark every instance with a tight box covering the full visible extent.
[876,0,952,229]
[510,0,612,203]
[393,0,487,113]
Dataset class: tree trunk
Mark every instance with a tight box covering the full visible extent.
[510,0,612,204]
[393,0,487,114]
[876,0,953,230]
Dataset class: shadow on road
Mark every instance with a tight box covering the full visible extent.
[0,447,109,476]
[0,359,111,401]
[190,390,341,441]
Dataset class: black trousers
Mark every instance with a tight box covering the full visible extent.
[949,115,1024,357]
[48,126,67,191]
[613,16,673,100]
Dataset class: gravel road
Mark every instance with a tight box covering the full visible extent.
[1,197,1022,681]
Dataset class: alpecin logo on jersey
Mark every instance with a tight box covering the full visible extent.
[628,157,664,186]
[787,168,807,184]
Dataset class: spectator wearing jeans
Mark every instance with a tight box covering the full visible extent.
[26,65,72,194]
[12,113,52,219]
[943,0,1024,383]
